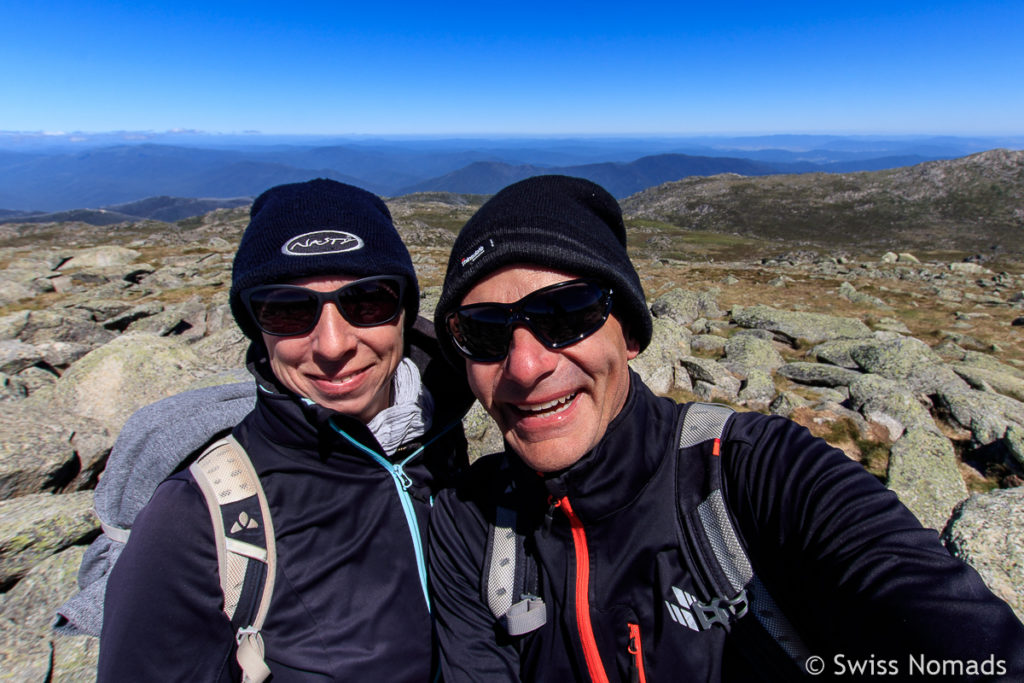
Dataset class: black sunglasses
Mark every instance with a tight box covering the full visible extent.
[446,279,613,362]
[243,275,406,337]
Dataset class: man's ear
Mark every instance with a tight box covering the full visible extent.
[625,333,640,360]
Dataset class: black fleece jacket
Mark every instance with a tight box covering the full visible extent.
[429,372,1024,682]
[99,319,471,682]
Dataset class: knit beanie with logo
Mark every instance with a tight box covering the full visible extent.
[230,178,419,340]
[434,174,652,366]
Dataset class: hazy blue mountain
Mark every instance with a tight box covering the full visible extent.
[399,154,780,197]
[1,133,1020,211]
[0,196,253,226]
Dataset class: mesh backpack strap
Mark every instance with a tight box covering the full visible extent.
[485,504,547,636]
[190,436,276,683]
[676,403,811,675]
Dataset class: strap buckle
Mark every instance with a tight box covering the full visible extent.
[694,589,749,631]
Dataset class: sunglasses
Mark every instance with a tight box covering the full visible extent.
[446,279,613,362]
[243,275,406,337]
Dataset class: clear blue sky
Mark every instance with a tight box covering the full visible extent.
[2,0,1022,136]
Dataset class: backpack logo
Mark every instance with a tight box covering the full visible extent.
[665,585,748,632]
[282,230,363,256]
[230,511,260,534]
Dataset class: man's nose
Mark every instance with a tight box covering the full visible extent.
[502,325,559,384]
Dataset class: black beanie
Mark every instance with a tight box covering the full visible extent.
[230,178,418,340]
[434,175,651,366]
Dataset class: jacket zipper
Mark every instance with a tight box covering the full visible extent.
[555,496,610,683]
[331,420,460,612]
[627,622,648,683]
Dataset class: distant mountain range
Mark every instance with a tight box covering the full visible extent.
[1,133,1020,213]
[2,150,1020,261]
[622,148,1024,255]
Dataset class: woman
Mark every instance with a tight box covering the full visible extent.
[98,179,471,681]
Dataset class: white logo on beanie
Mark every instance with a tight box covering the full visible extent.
[282,230,364,256]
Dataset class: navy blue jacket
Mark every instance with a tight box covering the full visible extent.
[429,372,1024,682]
[99,321,471,681]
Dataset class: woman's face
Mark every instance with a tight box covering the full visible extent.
[262,275,405,423]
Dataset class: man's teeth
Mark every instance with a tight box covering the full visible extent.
[520,393,577,413]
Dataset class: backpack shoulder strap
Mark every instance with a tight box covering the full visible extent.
[482,453,547,638]
[190,435,276,683]
[675,403,811,674]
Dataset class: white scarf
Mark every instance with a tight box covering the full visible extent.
[366,357,434,457]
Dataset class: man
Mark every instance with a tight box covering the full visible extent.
[428,175,1024,681]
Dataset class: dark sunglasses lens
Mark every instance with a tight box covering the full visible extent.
[450,306,512,360]
[336,279,402,326]
[249,288,320,335]
[523,282,609,346]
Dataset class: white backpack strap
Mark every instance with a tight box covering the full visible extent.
[190,435,276,683]
[485,504,547,636]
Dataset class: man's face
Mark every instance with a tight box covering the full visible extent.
[460,266,639,472]
[262,275,405,423]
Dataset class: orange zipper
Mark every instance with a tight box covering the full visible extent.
[556,496,610,683]
[627,622,648,683]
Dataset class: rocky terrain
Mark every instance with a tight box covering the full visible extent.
[1,155,1023,679]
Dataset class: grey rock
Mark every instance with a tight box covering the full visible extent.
[738,369,776,409]
[850,335,970,394]
[126,298,207,340]
[0,402,77,500]
[886,427,968,532]
[680,357,740,400]
[191,327,249,373]
[0,311,29,341]
[808,387,850,405]
[872,317,911,334]
[204,302,237,336]
[942,488,1024,622]
[0,546,100,680]
[419,286,442,324]
[777,362,862,387]
[58,246,140,270]
[0,280,36,306]
[810,337,880,369]
[0,373,29,402]
[935,388,1024,446]
[838,281,891,309]
[8,366,58,397]
[630,317,693,395]
[723,335,785,376]
[0,492,96,585]
[17,310,116,349]
[848,374,937,441]
[689,334,727,354]
[1,545,85,632]
[461,401,503,463]
[49,332,211,438]
[0,341,43,375]
[0,618,51,681]
[952,364,1024,402]
[101,301,163,331]
[769,391,809,417]
[949,262,991,276]
[731,305,872,346]
[650,288,722,326]
[34,341,91,370]
[958,351,1024,380]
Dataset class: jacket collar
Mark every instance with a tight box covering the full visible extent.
[506,371,678,524]
[241,314,474,464]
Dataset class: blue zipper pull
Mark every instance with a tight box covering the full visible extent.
[394,464,413,490]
